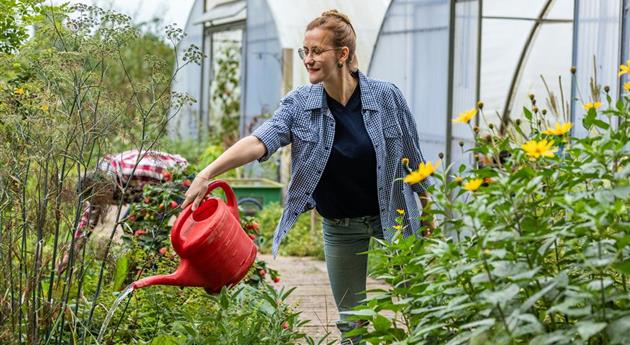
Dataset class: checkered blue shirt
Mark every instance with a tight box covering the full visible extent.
[252,71,432,257]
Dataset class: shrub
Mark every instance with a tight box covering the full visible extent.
[256,202,325,259]
[347,85,630,344]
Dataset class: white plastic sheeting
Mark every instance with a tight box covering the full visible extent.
[171,0,628,149]
[369,0,577,167]
[482,0,573,129]
[170,0,390,140]
[571,0,624,137]
[242,0,282,136]
[451,0,479,168]
[266,0,390,87]
[242,0,390,136]
[167,0,206,139]
[369,0,451,165]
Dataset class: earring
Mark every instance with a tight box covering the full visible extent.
[337,61,343,68]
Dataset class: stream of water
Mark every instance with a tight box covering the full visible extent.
[96,284,134,343]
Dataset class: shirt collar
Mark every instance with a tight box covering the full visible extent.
[304,70,378,111]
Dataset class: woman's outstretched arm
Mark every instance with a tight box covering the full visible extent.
[180,135,266,210]
[181,90,298,210]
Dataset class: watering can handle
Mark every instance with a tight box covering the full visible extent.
[176,179,240,224]
[205,180,240,222]
[171,180,240,254]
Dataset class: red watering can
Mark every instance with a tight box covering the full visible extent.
[131,180,257,294]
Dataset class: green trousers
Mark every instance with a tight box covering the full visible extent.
[322,215,383,344]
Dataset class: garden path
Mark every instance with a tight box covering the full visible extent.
[259,254,389,343]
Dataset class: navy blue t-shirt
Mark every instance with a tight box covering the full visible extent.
[313,82,380,219]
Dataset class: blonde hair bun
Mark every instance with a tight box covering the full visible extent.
[321,9,353,28]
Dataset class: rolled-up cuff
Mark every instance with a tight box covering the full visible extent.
[251,122,280,163]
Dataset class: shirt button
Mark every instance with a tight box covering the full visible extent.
[324,146,329,150]
[379,187,383,191]
[305,191,311,195]
[378,165,382,169]
[294,212,298,216]
[316,170,322,174]
[329,123,334,127]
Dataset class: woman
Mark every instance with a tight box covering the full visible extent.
[181,10,433,344]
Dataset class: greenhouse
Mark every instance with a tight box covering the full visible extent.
[168,0,390,141]
[172,0,630,167]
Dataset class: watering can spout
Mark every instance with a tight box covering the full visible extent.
[130,260,214,290]
[131,273,180,289]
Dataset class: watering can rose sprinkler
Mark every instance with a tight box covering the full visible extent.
[131,180,257,294]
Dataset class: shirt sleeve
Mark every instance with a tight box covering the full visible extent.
[251,92,298,163]
[391,84,433,193]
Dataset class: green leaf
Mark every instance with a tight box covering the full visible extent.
[150,335,182,345]
[481,283,520,305]
[583,109,597,129]
[617,99,625,111]
[615,165,630,179]
[460,318,496,330]
[526,176,544,192]
[549,298,591,317]
[344,326,368,338]
[612,185,630,199]
[531,331,573,345]
[608,316,630,344]
[592,118,610,130]
[587,278,613,291]
[113,254,129,291]
[521,216,539,233]
[373,314,391,332]
[616,234,630,249]
[341,309,377,318]
[613,260,630,275]
[576,321,607,340]
[520,282,556,312]
[511,267,541,280]
[523,107,533,121]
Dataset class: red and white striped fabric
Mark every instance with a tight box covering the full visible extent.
[73,150,188,238]
[97,149,188,183]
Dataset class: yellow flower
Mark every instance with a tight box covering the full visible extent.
[521,139,557,158]
[14,87,24,95]
[401,157,409,167]
[403,160,440,185]
[619,60,630,77]
[463,178,483,191]
[583,102,602,111]
[624,82,630,92]
[40,104,49,112]
[452,108,477,124]
[454,176,463,185]
[396,209,405,215]
[392,225,402,231]
[542,122,572,136]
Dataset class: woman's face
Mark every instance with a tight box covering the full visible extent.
[302,28,340,84]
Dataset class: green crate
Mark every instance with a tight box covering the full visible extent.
[222,178,284,208]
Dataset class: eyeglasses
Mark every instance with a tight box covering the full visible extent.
[298,47,340,60]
